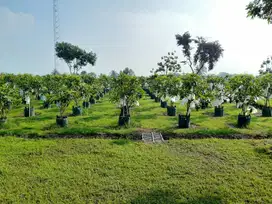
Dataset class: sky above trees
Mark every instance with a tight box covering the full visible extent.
[0,0,272,76]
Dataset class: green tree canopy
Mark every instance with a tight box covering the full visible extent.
[55,42,97,74]
[260,56,272,74]
[122,67,135,76]
[246,0,272,23]
[109,73,143,116]
[152,51,182,75]
[175,32,224,75]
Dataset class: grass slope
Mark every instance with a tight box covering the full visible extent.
[0,95,272,138]
[0,137,271,203]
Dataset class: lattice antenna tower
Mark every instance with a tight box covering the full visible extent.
[53,0,60,71]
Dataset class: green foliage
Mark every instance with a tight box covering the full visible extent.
[153,51,182,75]
[40,75,61,105]
[0,137,271,203]
[1,73,16,86]
[260,56,272,74]
[55,42,97,74]
[257,73,272,107]
[109,70,119,78]
[206,75,229,107]
[98,74,111,92]
[122,67,135,76]
[206,74,225,86]
[13,74,43,102]
[16,74,34,94]
[175,32,224,75]
[63,75,83,106]
[0,91,272,137]
[230,75,261,116]
[109,73,143,116]
[180,74,203,116]
[0,83,20,119]
[1,73,272,137]
[54,85,73,117]
[164,75,182,99]
[246,0,272,23]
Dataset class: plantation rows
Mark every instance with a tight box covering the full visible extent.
[0,73,271,135]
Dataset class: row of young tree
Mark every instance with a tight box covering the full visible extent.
[0,68,142,127]
[0,0,270,129]
[144,73,272,128]
[1,71,271,128]
[0,73,110,126]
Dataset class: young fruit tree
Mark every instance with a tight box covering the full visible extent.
[55,42,97,74]
[179,74,203,128]
[54,84,73,127]
[0,82,20,123]
[41,75,63,109]
[152,75,170,107]
[175,32,224,75]
[109,72,143,126]
[257,73,272,116]
[230,75,261,128]
[16,74,35,103]
[62,75,86,116]
[164,75,182,116]
[207,75,229,117]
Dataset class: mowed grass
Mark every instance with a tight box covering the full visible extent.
[0,137,271,203]
[1,94,272,138]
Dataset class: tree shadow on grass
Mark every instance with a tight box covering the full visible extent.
[136,106,159,112]
[80,115,105,121]
[190,116,207,124]
[131,190,223,204]
[13,116,54,123]
[111,139,130,145]
[254,146,272,158]
[80,113,118,121]
[41,123,59,131]
[135,114,158,120]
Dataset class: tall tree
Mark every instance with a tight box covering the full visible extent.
[175,32,224,75]
[109,70,119,78]
[122,67,135,76]
[260,56,272,74]
[55,42,97,74]
[51,68,60,75]
[246,0,272,23]
[80,71,87,75]
[152,51,182,75]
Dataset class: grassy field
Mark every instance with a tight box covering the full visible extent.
[0,94,272,138]
[0,137,271,203]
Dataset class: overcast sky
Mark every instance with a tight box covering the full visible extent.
[0,0,271,76]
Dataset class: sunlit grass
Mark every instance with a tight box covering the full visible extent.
[0,137,271,203]
[0,94,272,138]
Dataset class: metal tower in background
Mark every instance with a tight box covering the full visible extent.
[53,0,60,72]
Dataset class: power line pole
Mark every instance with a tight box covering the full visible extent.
[53,0,60,72]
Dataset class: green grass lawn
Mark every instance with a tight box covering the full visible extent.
[0,94,272,138]
[0,137,271,203]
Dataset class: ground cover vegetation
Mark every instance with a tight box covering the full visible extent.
[0,137,271,203]
[0,72,272,138]
[0,4,272,203]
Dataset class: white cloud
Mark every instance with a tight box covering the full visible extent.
[0,7,35,73]
[0,7,34,37]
